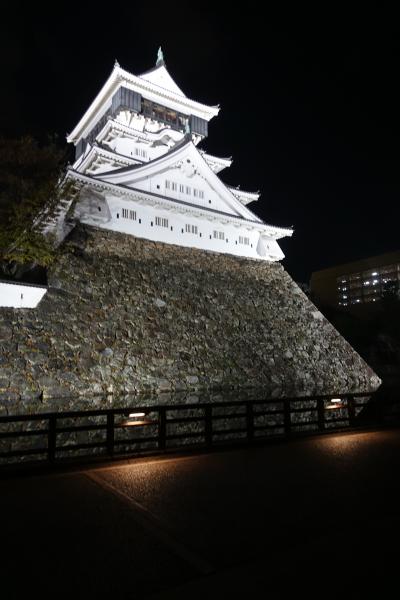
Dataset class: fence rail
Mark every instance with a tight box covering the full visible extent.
[0,392,380,467]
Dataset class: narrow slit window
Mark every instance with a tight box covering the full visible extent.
[155,216,169,228]
[239,236,250,245]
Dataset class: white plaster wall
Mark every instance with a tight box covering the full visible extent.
[0,283,47,308]
[79,195,283,261]
[132,171,243,218]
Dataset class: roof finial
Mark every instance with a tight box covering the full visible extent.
[114,59,120,68]
[156,46,164,66]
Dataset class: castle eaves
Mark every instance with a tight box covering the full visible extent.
[67,63,219,145]
[67,168,292,239]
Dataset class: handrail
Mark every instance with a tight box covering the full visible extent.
[0,391,379,467]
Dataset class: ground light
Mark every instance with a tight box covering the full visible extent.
[119,411,154,427]
[326,398,344,410]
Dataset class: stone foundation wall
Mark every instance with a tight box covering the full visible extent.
[0,225,380,409]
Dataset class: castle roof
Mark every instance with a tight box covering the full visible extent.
[90,139,262,223]
[67,138,293,240]
[67,62,219,145]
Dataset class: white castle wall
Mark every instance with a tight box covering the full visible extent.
[77,194,282,261]
[0,282,47,308]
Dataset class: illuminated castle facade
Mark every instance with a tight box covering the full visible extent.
[60,49,292,260]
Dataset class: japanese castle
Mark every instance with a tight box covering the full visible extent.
[63,49,292,260]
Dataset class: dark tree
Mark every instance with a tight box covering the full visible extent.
[0,136,70,276]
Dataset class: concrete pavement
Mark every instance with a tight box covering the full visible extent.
[1,429,400,598]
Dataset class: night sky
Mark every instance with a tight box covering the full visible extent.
[1,3,399,282]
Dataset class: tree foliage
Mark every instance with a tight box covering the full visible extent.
[0,135,70,273]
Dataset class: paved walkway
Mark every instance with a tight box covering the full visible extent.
[1,429,400,598]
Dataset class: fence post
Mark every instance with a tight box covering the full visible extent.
[317,398,325,431]
[48,416,57,463]
[158,407,166,450]
[106,412,115,456]
[347,395,356,427]
[283,400,291,435]
[246,402,254,442]
[204,405,212,447]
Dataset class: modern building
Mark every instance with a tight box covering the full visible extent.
[310,250,400,311]
[47,49,293,260]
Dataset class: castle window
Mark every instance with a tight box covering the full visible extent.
[193,189,198,198]
[186,186,191,195]
[122,208,136,220]
[199,191,204,199]
[98,206,101,211]
[185,224,198,234]
[134,147,147,158]
[155,216,169,228]
[213,230,224,240]
[165,180,170,189]
[239,236,250,245]
[172,182,177,191]
[179,184,184,193]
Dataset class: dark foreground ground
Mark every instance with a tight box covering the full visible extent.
[1,428,400,599]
